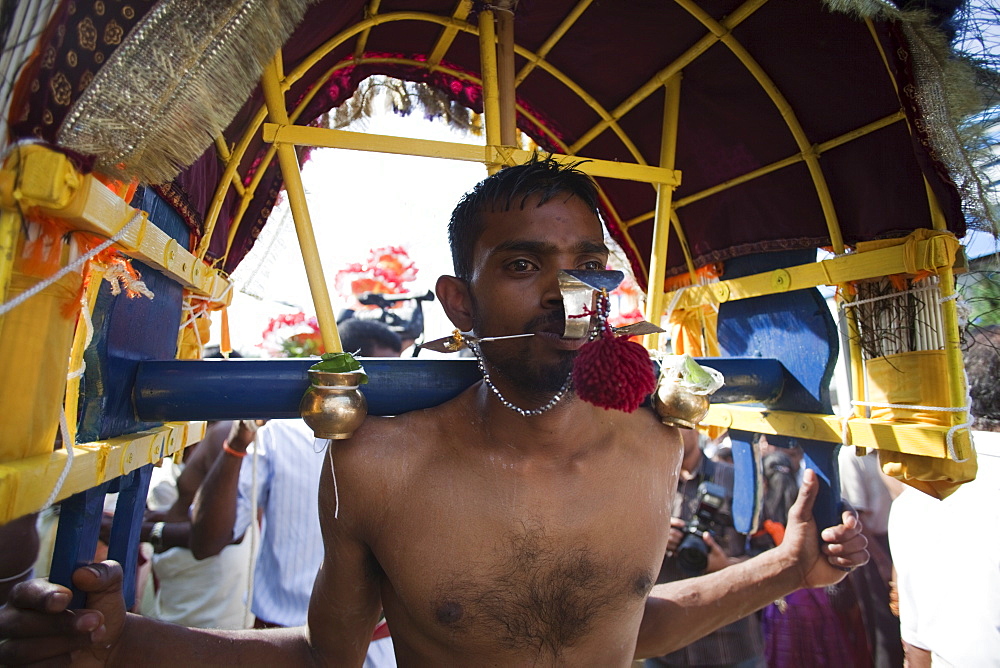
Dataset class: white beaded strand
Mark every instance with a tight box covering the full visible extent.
[469,340,572,416]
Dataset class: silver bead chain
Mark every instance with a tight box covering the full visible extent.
[469,341,572,417]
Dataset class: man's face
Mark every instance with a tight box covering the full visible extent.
[463,193,609,398]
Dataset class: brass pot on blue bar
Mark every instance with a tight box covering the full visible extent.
[299,369,368,439]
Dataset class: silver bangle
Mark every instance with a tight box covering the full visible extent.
[148,521,166,552]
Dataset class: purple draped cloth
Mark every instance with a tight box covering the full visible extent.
[762,586,873,668]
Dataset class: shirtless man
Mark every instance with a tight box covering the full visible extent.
[0,157,867,666]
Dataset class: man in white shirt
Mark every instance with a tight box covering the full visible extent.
[888,325,1000,667]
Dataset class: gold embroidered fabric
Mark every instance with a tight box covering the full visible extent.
[55,0,315,184]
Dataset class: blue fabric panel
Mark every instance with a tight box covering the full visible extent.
[76,187,188,442]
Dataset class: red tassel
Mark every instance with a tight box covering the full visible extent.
[572,330,656,413]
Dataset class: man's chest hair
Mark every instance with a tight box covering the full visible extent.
[427,521,655,658]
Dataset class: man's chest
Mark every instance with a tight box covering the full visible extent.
[370,460,673,657]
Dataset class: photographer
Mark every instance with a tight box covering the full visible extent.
[646,429,765,668]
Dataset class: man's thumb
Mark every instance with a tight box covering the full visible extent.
[787,468,818,524]
[71,561,124,611]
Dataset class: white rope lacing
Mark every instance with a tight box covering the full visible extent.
[42,408,75,510]
[178,282,234,357]
[839,283,940,311]
[850,397,974,462]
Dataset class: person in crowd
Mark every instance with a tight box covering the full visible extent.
[138,419,254,629]
[838,445,901,667]
[758,434,805,485]
[646,429,765,668]
[889,324,1000,667]
[0,156,867,666]
[337,317,406,358]
[0,515,39,602]
[712,445,733,465]
[188,319,403,663]
[758,449,872,667]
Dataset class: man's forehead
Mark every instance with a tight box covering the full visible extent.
[476,198,605,246]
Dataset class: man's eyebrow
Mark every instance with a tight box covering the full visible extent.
[489,239,610,256]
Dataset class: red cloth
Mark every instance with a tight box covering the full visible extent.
[371,619,390,641]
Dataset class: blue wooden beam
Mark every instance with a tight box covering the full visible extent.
[133,356,789,422]
[49,467,153,609]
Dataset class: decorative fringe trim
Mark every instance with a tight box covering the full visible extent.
[824,0,999,237]
[56,0,317,184]
[320,75,482,137]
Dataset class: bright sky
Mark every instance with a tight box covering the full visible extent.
[218,104,490,355]
[215,71,1000,357]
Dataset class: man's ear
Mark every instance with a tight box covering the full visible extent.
[436,275,474,332]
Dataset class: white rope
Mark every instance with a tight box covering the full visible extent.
[178,301,206,357]
[66,291,95,381]
[327,440,339,520]
[839,284,939,310]
[945,361,977,463]
[850,400,967,412]
[42,408,75,510]
[839,412,851,448]
[850,398,973,463]
[179,282,234,357]
[0,211,144,317]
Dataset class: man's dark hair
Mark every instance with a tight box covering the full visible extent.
[339,317,402,357]
[448,155,601,281]
[965,324,1000,432]
[203,345,242,359]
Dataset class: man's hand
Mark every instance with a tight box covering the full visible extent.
[701,532,732,574]
[226,419,265,454]
[0,561,127,666]
[779,468,869,589]
[664,517,686,557]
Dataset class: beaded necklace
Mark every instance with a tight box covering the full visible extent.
[468,340,574,417]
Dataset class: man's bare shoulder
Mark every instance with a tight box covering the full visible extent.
[328,390,473,482]
[319,390,475,537]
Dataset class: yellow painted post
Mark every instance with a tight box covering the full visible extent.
[63,264,107,448]
[260,56,342,354]
[644,76,682,351]
[925,179,971,459]
[496,7,517,147]
[0,209,19,338]
[478,8,502,174]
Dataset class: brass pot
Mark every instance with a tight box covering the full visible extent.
[653,379,710,430]
[299,369,368,439]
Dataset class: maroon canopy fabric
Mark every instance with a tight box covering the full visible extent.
[12,0,965,286]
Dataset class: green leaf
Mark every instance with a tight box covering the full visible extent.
[310,351,365,377]
[681,354,714,387]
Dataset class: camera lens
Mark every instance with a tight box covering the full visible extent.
[677,532,709,576]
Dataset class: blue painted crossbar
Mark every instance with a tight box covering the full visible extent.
[133,357,789,422]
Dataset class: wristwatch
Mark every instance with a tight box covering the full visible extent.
[148,521,166,552]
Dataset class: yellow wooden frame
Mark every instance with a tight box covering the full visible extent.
[0,422,205,525]
[0,0,975,526]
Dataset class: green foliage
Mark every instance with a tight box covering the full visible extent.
[963,269,1000,327]
[309,352,369,383]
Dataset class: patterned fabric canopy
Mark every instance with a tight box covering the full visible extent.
[8,0,978,286]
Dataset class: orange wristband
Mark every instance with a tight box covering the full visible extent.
[223,441,247,458]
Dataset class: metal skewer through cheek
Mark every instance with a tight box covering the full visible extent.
[477,333,536,343]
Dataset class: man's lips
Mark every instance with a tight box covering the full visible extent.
[535,330,590,350]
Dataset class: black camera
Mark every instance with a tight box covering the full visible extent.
[676,481,728,576]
